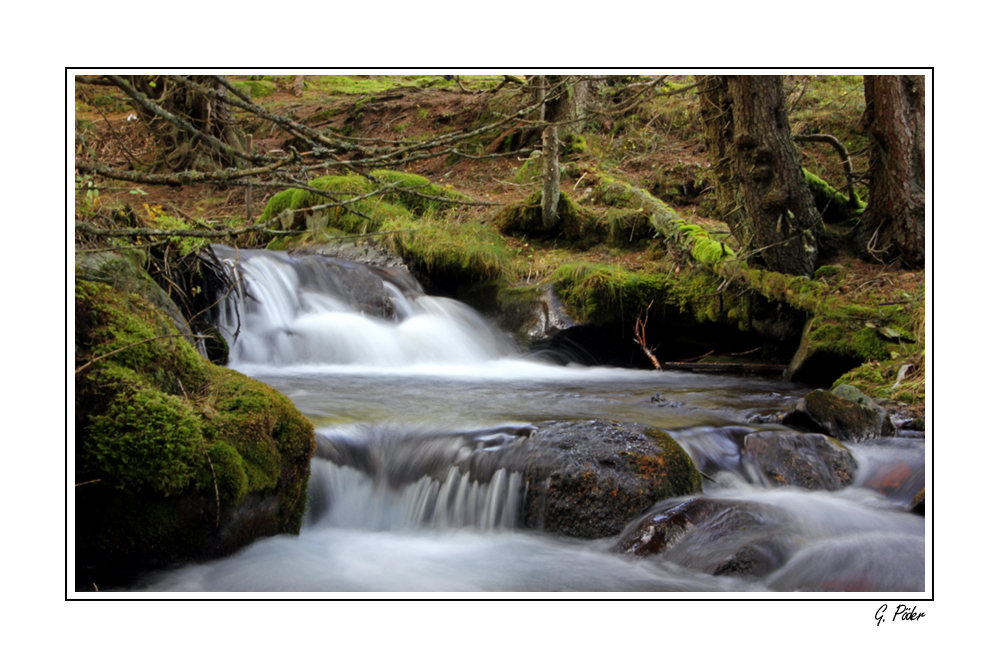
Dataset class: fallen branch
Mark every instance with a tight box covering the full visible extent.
[75,148,300,186]
[76,220,303,239]
[633,301,662,370]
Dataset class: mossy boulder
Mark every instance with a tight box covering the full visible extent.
[258,169,470,236]
[782,388,896,441]
[75,256,315,587]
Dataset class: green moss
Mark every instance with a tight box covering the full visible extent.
[803,168,864,222]
[813,264,843,280]
[605,209,655,248]
[680,223,735,265]
[513,156,541,184]
[76,260,317,574]
[497,190,594,242]
[86,387,206,495]
[380,213,513,282]
[205,443,250,506]
[809,321,891,361]
[551,261,729,327]
[644,429,703,497]
[562,133,587,157]
[589,174,738,266]
[258,169,469,238]
[233,79,277,98]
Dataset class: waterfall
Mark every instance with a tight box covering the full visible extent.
[307,460,522,532]
[211,245,513,367]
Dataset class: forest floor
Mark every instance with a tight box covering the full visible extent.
[74,74,926,421]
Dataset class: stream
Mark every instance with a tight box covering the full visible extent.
[139,246,925,594]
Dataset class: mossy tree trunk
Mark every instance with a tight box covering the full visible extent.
[698,75,822,277]
[123,75,245,172]
[857,75,925,268]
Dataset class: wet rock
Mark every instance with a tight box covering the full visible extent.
[741,431,858,490]
[862,460,925,503]
[782,387,896,441]
[766,533,925,592]
[459,420,702,539]
[908,488,925,515]
[614,498,794,578]
[746,411,785,424]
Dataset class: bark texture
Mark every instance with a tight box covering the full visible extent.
[858,75,925,267]
[699,76,821,277]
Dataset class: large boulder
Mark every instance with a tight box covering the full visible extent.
[75,254,315,588]
[782,387,896,441]
[515,421,702,538]
[741,431,858,490]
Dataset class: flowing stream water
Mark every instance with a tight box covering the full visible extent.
[141,246,925,594]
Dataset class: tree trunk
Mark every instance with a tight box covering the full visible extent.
[539,76,564,232]
[857,75,925,267]
[699,75,822,277]
[125,75,245,171]
[541,123,560,230]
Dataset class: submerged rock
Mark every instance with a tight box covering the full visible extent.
[782,387,896,441]
[741,431,857,490]
[614,498,795,578]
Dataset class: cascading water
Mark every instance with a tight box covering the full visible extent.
[140,246,925,594]
[212,244,513,369]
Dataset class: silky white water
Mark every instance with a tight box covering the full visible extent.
[140,247,925,594]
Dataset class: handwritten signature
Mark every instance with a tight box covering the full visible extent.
[876,604,926,626]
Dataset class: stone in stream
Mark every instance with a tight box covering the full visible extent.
[455,420,703,539]
[740,431,858,490]
[614,498,795,578]
[313,419,703,540]
[781,386,896,441]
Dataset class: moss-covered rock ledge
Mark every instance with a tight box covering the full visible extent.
[75,251,315,588]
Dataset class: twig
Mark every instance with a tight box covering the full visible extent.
[75,479,102,487]
[632,300,662,370]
